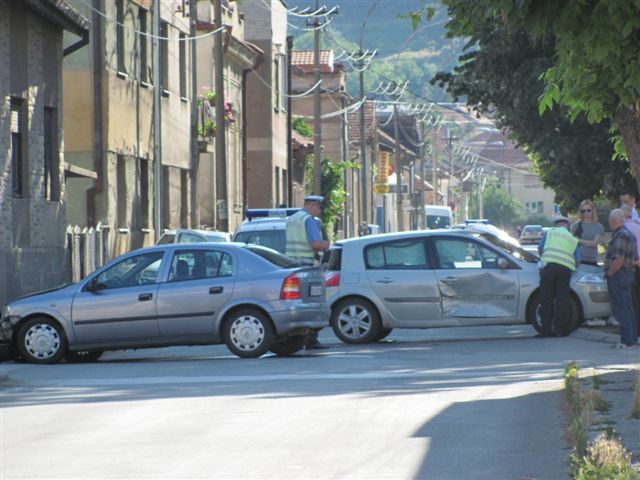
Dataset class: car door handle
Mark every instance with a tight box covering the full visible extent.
[138,293,153,301]
[441,277,458,284]
[376,278,393,284]
[209,286,224,294]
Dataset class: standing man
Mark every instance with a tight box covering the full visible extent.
[537,216,580,337]
[286,195,330,349]
[620,191,640,222]
[604,209,639,349]
[621,206,640,333]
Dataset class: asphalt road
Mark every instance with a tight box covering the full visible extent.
[1,326,638,479]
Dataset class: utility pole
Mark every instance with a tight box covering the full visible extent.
[214,0,228,232]
[286,35,294,205]
[431,127,438,207]
[358,52,367,226]
[394,102,404,231]
[312,0,322,196]
[445,126,458,209]
[153,0,163,241]
[419,121,426,229]
[189,0,199,228]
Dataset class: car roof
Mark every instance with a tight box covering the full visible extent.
[336,229,477,247]
[162,228,231,237]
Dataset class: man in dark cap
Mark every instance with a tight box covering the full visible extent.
[537,216,580,336]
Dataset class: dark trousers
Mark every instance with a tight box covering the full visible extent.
[540,263,572,336]
[607,270,638,346]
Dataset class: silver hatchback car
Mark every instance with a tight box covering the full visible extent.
[323,230,610,344]
[1,243,329,363]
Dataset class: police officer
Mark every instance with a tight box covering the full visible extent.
[537,216,580,337]
[285,195,330,349]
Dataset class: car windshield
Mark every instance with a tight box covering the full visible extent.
[245,245,299,268]
[204,234,228,242]
[234,230,286,253]
[471,233,538,263]
[426,215,451,229]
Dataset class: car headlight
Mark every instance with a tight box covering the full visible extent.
[577,273,605,284]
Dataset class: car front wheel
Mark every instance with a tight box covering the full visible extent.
[527,292,580,336]
[17,317,67,364]
[224,309,274,358]
[331,298,381,344]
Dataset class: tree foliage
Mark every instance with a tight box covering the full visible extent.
[439,0,640,191]
[430,21,635,211]
[468,180,523,229]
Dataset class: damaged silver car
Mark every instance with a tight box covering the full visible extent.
[323,230,610,344]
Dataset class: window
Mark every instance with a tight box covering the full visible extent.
[162,165,170,229]
[365,238,429,269]
[92,251,164,289]
[234,230,286,254]
[179,32,186,98]
[168,250,233,282]
[274,55,280,111]
[282,168,287,206]
[179,232,206,243]
[139,158,149,228]
[139,8,148,83]
[160,21,169,92]
[10,98,24,198]
[525,201,544,214]
[117,155,127,229]
[279,53,287,112]
[246,245,298,268]
[43,107,60,201]
[434,238,502,269]
[116,0,126,74]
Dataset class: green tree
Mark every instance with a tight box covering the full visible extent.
[469,181,523,229]
[429,21,635,211]
[439,0,640,191]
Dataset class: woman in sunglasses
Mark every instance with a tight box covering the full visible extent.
[571,199,604,266]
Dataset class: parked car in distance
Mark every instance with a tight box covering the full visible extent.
[519,225,544,244]
[322,230,609,344]
[424,205,453,229]
[157,228,231,244]
[0,243,329,364]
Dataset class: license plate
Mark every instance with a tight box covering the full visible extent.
[309,285,323,297]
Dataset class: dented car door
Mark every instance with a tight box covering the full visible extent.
[431,236,520,323]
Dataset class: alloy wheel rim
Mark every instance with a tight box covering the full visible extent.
[24,324,61,359]
[338,305,371,339]
[230,315,265,351]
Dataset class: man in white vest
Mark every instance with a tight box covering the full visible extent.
[286,195,330,349]
[537,216,580,337]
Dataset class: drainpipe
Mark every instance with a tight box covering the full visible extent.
[286,35,293,206]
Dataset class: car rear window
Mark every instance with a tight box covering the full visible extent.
[157,233,175,244]
[245,245,298,268]
[365,238,429,269]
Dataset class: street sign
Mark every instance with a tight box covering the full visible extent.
[377,151,390,183]
[373,183,390,194]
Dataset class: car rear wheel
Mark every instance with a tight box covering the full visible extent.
[64,350,104,363]
[331,298,381,344]
[527,292,580,336]
[17,317,67,364]
[224,308,274,358]
[269,335,306,356]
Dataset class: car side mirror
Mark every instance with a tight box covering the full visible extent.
[85,277,101,292]
[497,257,510,269]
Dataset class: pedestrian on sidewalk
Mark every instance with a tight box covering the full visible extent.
[604,209,639,349]
[571,199,604,266]
[537,216,580,337]
[621,205,640,334]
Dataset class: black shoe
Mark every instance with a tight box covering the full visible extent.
[305,341,329,350]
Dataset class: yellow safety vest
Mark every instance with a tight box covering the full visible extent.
[285,210,315,260]
[541,227,579,271]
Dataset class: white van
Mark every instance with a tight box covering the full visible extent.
[424,205,453,229]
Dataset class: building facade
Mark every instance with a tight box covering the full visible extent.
[64,0,193,257]
[0,0,89,306]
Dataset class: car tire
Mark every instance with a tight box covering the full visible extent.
[374,327,393,342]
[331,298,381,344]
[17,317,67,365]
[64,350,104,363]
[224,308,274,358]
[269,335,306,356]
[527,292,580,336]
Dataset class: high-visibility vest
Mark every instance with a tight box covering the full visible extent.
[285,210,315,260]
[541,227,579,271]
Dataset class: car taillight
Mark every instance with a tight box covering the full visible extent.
[280,273,301,300]
[325,271,340,287]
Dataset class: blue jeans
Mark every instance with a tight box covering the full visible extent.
[607,270,639,346]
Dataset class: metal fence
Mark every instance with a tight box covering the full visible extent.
[65,223,111,282]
